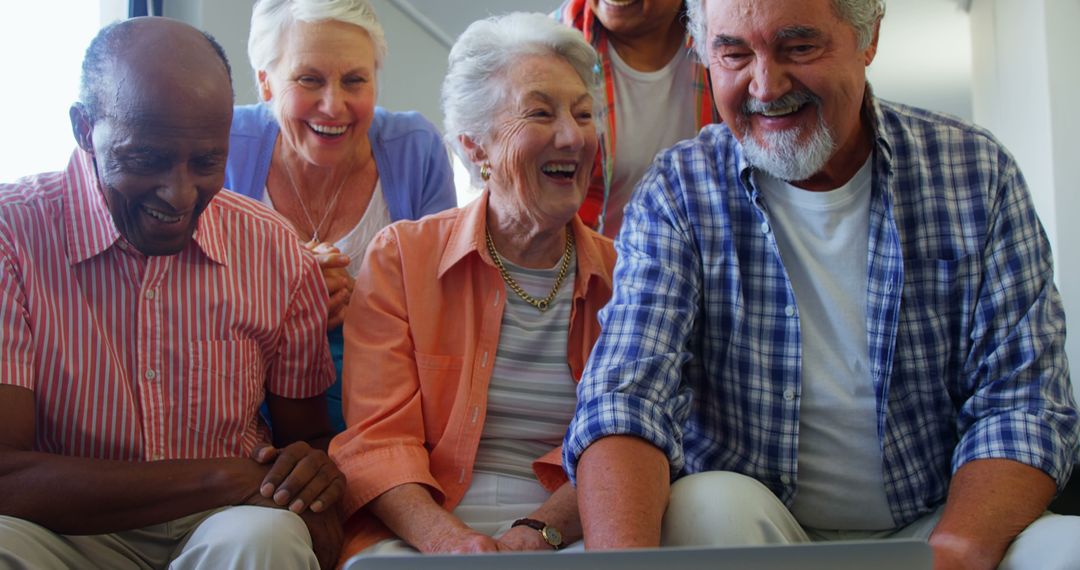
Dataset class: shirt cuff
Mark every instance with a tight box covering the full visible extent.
[563,391,685,485]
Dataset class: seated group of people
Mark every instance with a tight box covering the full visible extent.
[0,0,1077,569]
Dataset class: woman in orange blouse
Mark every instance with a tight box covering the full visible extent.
[329,12,615,560]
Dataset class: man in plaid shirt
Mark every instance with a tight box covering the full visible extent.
[565,0,1079,568]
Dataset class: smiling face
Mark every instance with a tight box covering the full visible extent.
[260,19,377,167]
[476,54,598,230]
[589,0,684,39]
[72,20,233,256]
[704,0,878,188]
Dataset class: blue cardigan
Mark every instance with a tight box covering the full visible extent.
[224,103,456,222]
[224,103,457,432]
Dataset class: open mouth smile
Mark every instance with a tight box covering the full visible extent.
[307,122,349,138]
[541,162,579,181]
[140,204,184,224]
[759,102,804,117]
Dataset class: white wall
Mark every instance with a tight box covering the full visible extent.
[868,1,972,120]
[100,0,127,24]
[1044,0,1080,403]
[164,1,260,104]
[368,0,454,128]
[969,0,1080,403]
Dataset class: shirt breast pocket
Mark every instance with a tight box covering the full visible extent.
[187,339,264,453]
[898,255,974,381]
[414,351,464,445]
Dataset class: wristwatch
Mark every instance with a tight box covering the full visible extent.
[511,517,564,550]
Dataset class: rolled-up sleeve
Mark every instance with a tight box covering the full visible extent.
[952,151,1079,488]
[563,160,700,483]
[330,228,444,519]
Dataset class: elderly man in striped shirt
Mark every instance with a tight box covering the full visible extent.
[565,0,1080,568]
[0,17,344,570]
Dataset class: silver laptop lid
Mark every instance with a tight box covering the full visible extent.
[345,539,931,570]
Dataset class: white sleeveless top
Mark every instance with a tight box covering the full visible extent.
[261,179,390,278]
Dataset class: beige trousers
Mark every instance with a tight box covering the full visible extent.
[661,471,1080,570]
[0,505,318,570]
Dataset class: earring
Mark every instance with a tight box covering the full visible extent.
[480,163,492,182]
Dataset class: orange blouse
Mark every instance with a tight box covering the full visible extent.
[329,192,615,556]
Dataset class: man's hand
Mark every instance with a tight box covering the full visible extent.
[304,240,354,330]
[251,441,345,514]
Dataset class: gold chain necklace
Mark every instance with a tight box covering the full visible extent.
[485,229,575,312]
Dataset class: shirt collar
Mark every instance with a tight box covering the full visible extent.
[63,148,227,266]
[437,191,612,295]
[438,191,491,278]
[863,87,896,174]
[64,149,122,264]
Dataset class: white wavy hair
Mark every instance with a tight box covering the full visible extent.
[441,12,602,187]
[248,0,388,100]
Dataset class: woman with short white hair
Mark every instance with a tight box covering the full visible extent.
[225,0,457,433]
[329,12,614,559]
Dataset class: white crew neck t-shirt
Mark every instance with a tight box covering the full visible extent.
[755,158,895,530]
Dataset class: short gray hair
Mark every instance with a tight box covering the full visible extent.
[248,0,388,100]
[686,0,885,60]
[441,12,601,187]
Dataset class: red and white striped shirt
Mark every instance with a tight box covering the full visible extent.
[0,150,334,461]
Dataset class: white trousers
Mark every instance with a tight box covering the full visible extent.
[0,506,318,570]
[661,471,1080,570]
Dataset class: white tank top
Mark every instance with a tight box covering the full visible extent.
[261,179,390,278]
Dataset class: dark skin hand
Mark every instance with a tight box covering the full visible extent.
[260,393,346,569]
[241,478,344,570]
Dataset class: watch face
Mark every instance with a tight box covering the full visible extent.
[541,526,563,547]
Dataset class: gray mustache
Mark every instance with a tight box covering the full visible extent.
[741,90,821,115]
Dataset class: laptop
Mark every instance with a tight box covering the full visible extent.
[344,539,931,570]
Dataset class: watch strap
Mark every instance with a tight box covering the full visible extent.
[511,517,564,550]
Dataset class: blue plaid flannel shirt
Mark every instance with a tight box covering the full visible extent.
[564,96,1079,527]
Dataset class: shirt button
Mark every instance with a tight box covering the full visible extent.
[760,221,770,234]
[784,305,796,317]
[783,389,795,401]
[144,369,157,380]
[780,474,792,485]
[151,452,163,461]
[144,290,155,300]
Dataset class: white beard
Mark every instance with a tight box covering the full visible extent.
[737,91,836,182]
[740,111,835,182]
